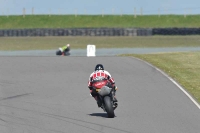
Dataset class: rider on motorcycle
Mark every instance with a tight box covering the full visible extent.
[88,64,118,107]
[59,44,70,56]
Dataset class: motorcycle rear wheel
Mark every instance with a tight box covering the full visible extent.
[104,96,115,118]
[56,50,62,55]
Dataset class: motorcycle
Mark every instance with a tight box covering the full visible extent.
[56,48,70,56]
[91,77,118,118]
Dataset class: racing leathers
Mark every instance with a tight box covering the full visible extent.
[88,70,118,107]
[59,45,70,56]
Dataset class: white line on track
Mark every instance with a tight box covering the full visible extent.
[132,57,200,110]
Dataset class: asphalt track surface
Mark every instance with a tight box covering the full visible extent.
[0,56,200,133]
[1,47,200,56]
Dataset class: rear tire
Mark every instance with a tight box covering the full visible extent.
[56,50,62,55]
[104,96,115,118]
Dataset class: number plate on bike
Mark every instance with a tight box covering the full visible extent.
[96,89,101,92]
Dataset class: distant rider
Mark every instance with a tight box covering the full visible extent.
[88,64,118,107]
[59,44,70,56]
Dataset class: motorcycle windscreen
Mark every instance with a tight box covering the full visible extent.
[98,86,112,96]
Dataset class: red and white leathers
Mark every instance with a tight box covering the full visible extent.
[88,70,118,106]
[88,70,115,90]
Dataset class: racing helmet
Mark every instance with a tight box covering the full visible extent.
[95,64,104,71]
[67,44,70,47]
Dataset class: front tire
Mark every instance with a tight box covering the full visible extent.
[64,51,70,56]
[104,96,115,118]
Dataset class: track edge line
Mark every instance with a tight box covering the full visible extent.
[130,56,200,110]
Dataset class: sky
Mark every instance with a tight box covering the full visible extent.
[0,0,200,15]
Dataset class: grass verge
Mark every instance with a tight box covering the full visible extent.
[121,52,200,104]
[0,36,200,51]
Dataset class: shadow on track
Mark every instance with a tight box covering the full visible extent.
[88,113,109,118]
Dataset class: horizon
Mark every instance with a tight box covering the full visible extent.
[0,0,200,15]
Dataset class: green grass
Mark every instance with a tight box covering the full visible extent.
[1,36,200,51]
[0,15,200,29]
[121,52,200,104]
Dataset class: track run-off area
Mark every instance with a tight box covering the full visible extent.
[0,56,200,133]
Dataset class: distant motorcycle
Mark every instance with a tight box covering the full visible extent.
[56,48,70,56]
[91,77,118,118]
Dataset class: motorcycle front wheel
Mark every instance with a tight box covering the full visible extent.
[104,96,115,118]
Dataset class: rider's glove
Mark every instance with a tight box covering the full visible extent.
[115,86,118,90]
[114,86,118,91]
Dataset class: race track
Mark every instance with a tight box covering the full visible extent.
[0,56,200,133]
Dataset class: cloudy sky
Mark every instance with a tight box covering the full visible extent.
[0,0,200,15]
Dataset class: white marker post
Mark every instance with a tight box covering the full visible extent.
[87,44,96,57]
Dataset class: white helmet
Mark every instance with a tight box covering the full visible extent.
[67,44,70,47]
